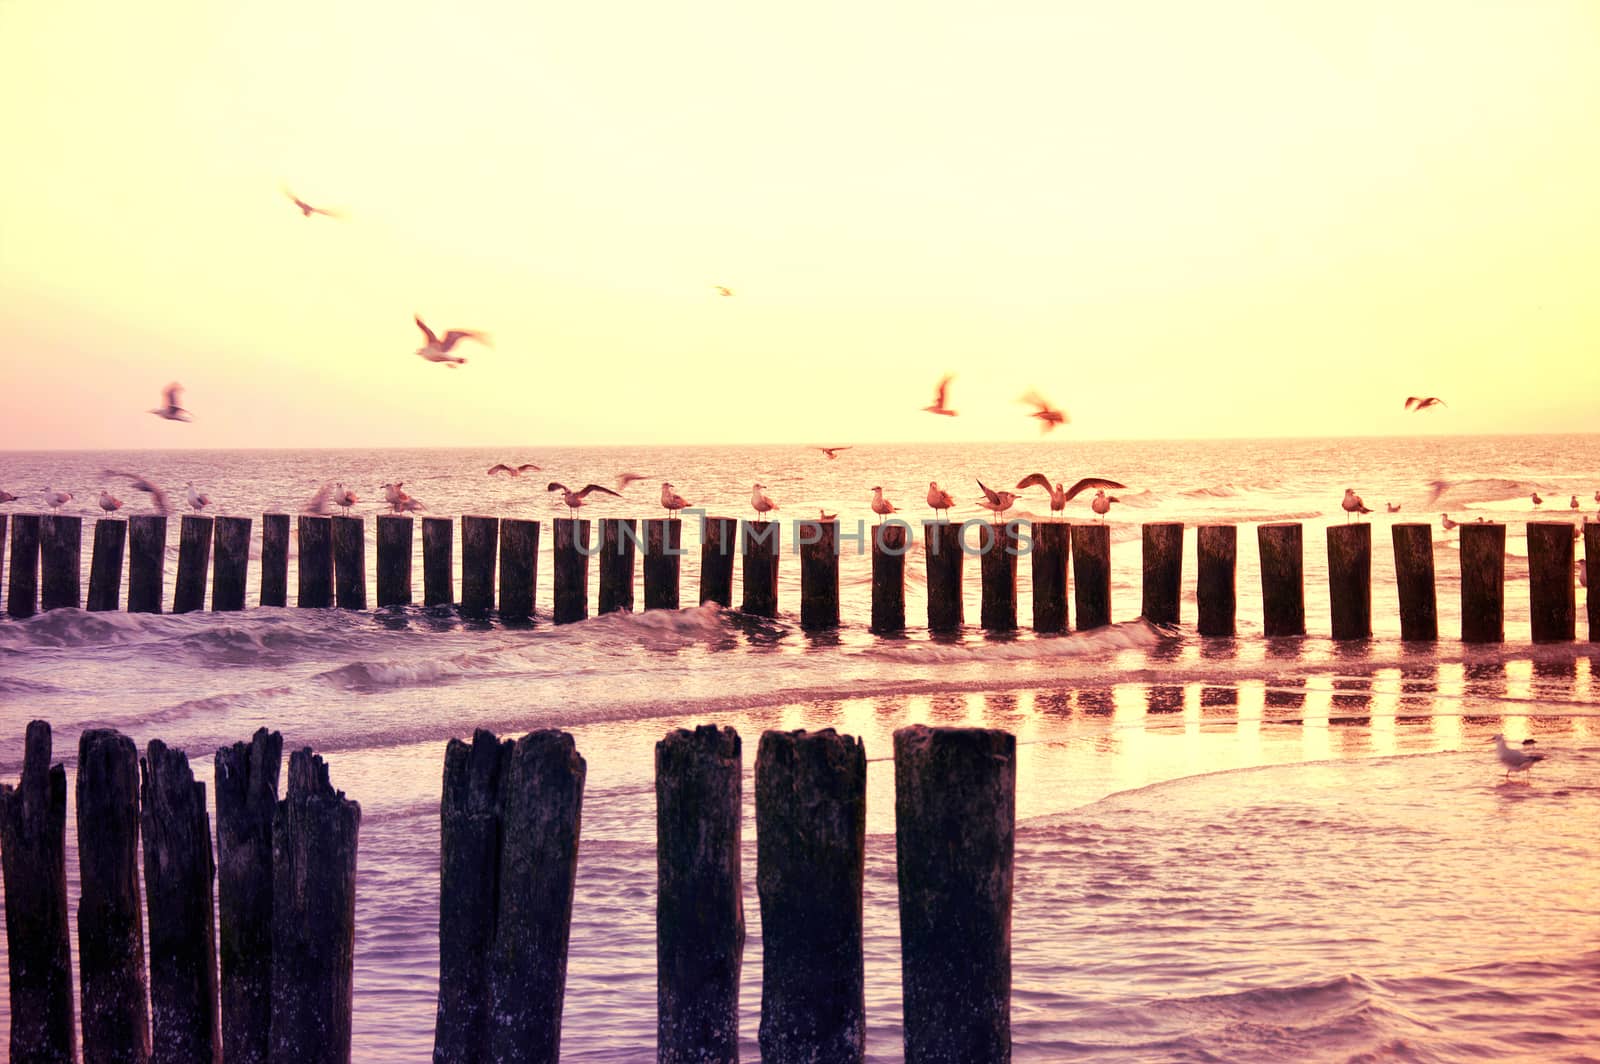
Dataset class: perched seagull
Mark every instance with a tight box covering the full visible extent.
[381,482,423,512]
[1090,489,1119,521]
[615,472,647,491]
[1386,502,1402,513]
[304,482,335,516]
[44,488,73,511]
[871,486,896,517]
[1015,474,1125,514]
[1342,488,1373,522]
[750,483,778,520]
[102,471,170,514]
[1442,513,1459,530]
[817,447,852,460]
[660,482,690,517]
[283,187,341,219]
[922,374,957,417]
[547,482,621,517]
[488,462,541,477]
[98,491,123,513]
[927,481,955,520]
[1404,396,1446,411]
[150,382,192,422]
[414,315,489,367]
[186,482,211,512]
[382,482,406,508]
[976,479,1019,521]
[1571,495,1580,510]
[1531,492,1544,507]
[0,489,18,504]
[1490,734,1546,780]
[818,509,837,521]
[714,285,733,297]
[1019,389,1067,433]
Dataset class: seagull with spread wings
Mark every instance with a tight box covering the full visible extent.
[150,382,192,422]
[415,315,490,367]
[818,446,852,460]
[548,482,621,517]
[923,374,957,417]
[976,479,1019,520]
[1015,474,1125,514]
[1019,389,1068,432]
[103,470,171,514]
[488,462,542,477]
[283,187,342,219]
[1404,396,1446,411]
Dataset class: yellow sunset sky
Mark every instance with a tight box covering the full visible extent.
[1,0,1596,449]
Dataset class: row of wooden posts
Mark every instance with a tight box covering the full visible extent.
[1,512,1595,641]
[1,719,1012,1064]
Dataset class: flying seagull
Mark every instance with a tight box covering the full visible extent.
[818,446,852,460]
[923,374,957,417]
[488,463,542,477]
[0,489,18,504]
[1015,474,1125,514]
[102,470,171,514]
[1019,389,1067,433]
[547,482,621,516]
[283,187,342,219]
[1404,396,1446,411]
[715,285,733,297]
[615,472,647,491]
[150,382,192,422]
[415,315,489,367]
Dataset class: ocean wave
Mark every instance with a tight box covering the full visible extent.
[864,618,1167,664]
[0,608,163,649]
[1425,477,1541,507]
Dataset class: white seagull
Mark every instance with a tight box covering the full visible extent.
[548,482,621,517]
[333,485,357,514]
[660,482,690,517]
[102,471,171,514]
[98,491,124,513]
[1342,488,1373,522]
[44,488,73,511]
[976,479,1019,521]
[871,486,896,517]
[1015,474,1125,514]
[1490,734,1546,780]
[415,315,489,367]
[150,382,192,422]
[283,187,342,219]
[927,481,955,520]
[186,482,211,512]
[750,483,778,520]
[382,482,406,508]
[1091,489,1119,521]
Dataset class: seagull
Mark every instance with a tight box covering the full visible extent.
[98,491,124,513]
[1442,513,1458,530]
[0,489,18,504]
[1342,488,1372,522]
[660,482,690,517]
[488,462,541,477]
[102,471,170,514]
[817,447,852,460]
[1571,495,1580,510]
[186,482,211,512]
[547,482,620,517]
[1019,389,1067,433]
[976,479,1019,521]
[1594,491,1599,505]
[927,481,954,520]
[1015,474,1125,514]
[392,492,426,513]
[1386,502,1402,513]
[818,509,837,521]
[923,374,957,417]
[44,488,73,511]
[331,483,356,513]
[715,285,733,297]
[382,482,406,508]
[150,382,192,422]
[871,486,896,517]
[304,482,335,516]
[1490,734,1546,780]
[1404,396,1446,411]
[283,187,341,219]
[750,483,778,520]
[1531,492,1544,507]
[1090,489,1119,521]
[414,315,489,367]
[615,472,647,491]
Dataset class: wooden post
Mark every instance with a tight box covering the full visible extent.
[699,516,738,607]
[979,521,1018,632]
[212,515,252,612]
[1460,522,1505,644]
[0,514,6,613]
[1072,522,1112,631]
[800,519,840,630]
[173,514,214,614]
[1031,522,1070,634]
[599,518,638,614]
[644,518,681,611]
[1326,523,1372,640]
[498,518,540,623]
[269,750,360,1064]
[77,729,151,1064]
[375,515,413,607]
[1196,525,1236,637]
[260,514,289,608]
[0,721,75,1064]
[39,514,81,611]
[924,521,964,633]
[1588,523,1600,642]
[422,516,453,608]
[215,729,282,1064]
[88,518,128,613]
[756,730,867,1064]
[128,515,167,615]
[331,516,366,610]
[1527,521,1575,642]
[1141,522,1183,625]
[657,726,744,1064]
[459,516,498,619]
[141,740,221,1063]
[741,520,780,617]
[552,518,588,624]
[1391,524,1437,642]
[7,513,40,619]
[872,522,909,634]
[1257,523,1306,637]
[296,516,333,609]
[894,725,1015,1064]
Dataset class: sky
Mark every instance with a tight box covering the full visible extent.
[1,0,1597,449]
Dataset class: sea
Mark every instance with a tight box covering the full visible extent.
[1,435,1597,1062]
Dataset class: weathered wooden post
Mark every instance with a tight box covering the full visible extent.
[643,518,680,611]
[1072,522,1112,631]
[924,521,964,633]
[599,518,638,614]
[1588,523,1600,642]
[39,514,81,612]
[1391,524,1437,642]
[141,740,221,1062]
[1527,521,1575,642]
[88,518,128,613]
[872,522,909,634]
[375,515,413,608]
[269,750,360,1064]
[741,520,780,617]
[979,521,1019,632]
[800,519,840,630]
[0,514,7,612]
[657,726,744,1064]
[422,516,453,608]
[212,515,252,612]
[1141,522,1183,625]
[215,728,282,1064]
[260,514,290,608]
[756,729,866,1064]
[1326,523,1372,640]
[459,516,498,619]
[7,512,40,618]
[173,514,214,614]
[700,516,738,607]
[77,729,151,1064]
[498,518,540,623]
[297,516,333,609]
[552,518,588,624]
[894,725,1015,1064]
[1460,522,1505,644]
[1196,525,1236,637]
[128,514,167,614]
[329,515,366,610]
[1,721,76,1064]
[1031,522,1070,634]
[1257,522,1305,637]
